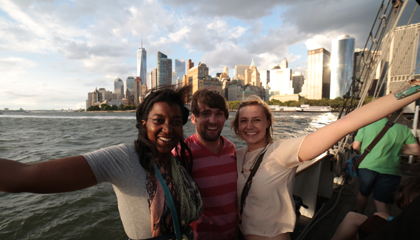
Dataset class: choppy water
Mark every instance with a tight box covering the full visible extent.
[0,111,337,239]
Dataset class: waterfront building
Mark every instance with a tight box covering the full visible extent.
[385,23,420,94]
[235,64,250,80]
[175,59,186,82]
[126,76,135,98]
[146,72,151,90]
[137,46,147,85]
[151,68,157,89]
[86,88,102,109]
[98,88,113,101]
[260,69,270,101]
[199,78,223,95]
[237,84,265,101]
[301,48,330,99]
[114,78,124,100]
[166,58,172,86]
[292,72,305,94]
[269,59,294,97]
[186,62,209,95]
[223,79,245,101]
[172,71,177,84]
[330,35,355,99]
[187,59,194,71]
[157,52,170,88]
[244,59,261,87]
[353,48,382,96]
[134,77,142,106]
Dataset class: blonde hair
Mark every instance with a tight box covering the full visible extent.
[231,95,274,143]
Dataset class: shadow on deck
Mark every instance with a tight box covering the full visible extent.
[292,171,418,240]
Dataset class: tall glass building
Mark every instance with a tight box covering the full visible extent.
[114,78,124,100]
[126,76,135,97]
[330,35,355,99]
[157,52,168,88]
[175,59,185,82]
[137,47,147,85]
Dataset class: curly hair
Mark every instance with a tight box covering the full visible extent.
[231,95,273,143]
[134,85,193,174]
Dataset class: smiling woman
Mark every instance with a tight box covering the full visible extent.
[232,83,420,240]
[0,85,203,240]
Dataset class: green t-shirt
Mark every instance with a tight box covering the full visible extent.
[355,118,417,176]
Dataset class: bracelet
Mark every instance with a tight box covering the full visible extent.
[394,80,420,100]
[387,216,394,221]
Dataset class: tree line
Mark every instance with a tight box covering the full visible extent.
[86,103,137,111]
[227,96,374,111]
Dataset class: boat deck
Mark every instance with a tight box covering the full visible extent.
[292,166,420,240]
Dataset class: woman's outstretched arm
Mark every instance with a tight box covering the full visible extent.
[298,83,420,162]
[0,156,97,193]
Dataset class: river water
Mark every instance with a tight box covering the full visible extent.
[0,111,337,240]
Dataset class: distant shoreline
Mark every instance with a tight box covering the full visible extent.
[86,110,136,113]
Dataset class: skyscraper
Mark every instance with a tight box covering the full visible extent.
[114,78,124,100]
[126,76,135,97]
[166,58,172,86]
[157,51,173,88]
[301,48,330,99]
[134,77,142,106]
[292,72,305,94]
[235,64,250,80]
[385,23,420,94]
[151,68,158,89]
[244,59,261,87]
[269,59,294,96]
[137,46,147,86]
[175,59,186,82]
[330,35,355,99]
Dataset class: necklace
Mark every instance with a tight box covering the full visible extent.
[241,144,270,177]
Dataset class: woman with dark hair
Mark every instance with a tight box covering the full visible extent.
[231,81,420,240]
[0,86,203,240]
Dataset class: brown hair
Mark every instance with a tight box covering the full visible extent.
[231,95,273,143]
[395,177,420,209]
[191,89,229,119]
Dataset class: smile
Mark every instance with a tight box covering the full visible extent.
[207,127,218,131]
[245,132,257,135]
[158,137,172,142]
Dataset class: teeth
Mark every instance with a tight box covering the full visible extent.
[246,132,257,135]
[208,127,217,130]
[159,137,172,142]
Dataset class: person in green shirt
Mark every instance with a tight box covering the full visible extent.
[353,117,420,214]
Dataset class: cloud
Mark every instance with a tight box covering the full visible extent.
[0,57,38,75]
[162,0,285,19]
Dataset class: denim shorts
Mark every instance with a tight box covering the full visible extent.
[358,168,401,203]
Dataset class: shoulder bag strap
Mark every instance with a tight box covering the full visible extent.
[152,163,182,240]
[239,147,269,223]
[352,121,394,170]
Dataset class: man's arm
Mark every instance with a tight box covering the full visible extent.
[353,141,362,152]
[0,156,97,193]
[401,143,420,156]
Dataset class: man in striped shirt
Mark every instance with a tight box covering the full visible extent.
[175,89,237,239]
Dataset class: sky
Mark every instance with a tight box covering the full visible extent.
[0,0,419,110]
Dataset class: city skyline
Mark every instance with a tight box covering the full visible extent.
[1,0,420,110]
